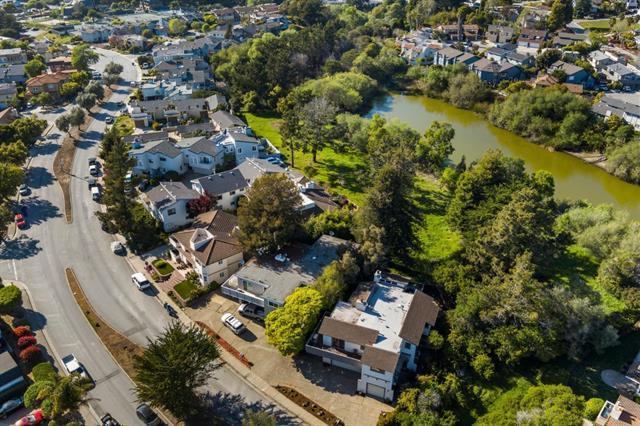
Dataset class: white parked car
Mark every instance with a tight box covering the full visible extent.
[62,354,88,379]
[131,273,151,291]
[221,312,245,335]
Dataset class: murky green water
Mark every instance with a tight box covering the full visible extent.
[368,94,640,218]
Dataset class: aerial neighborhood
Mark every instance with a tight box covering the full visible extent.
[0,0,639,424]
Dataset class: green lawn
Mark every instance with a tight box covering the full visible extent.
[114,115,134,136]
[174,279,198,300]
[152,259,174,276]
[576,19,612,30]
[546,244,625,314]
[243,112,369,206]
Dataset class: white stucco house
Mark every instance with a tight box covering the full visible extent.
[305,272,440,401]
[129,139,185,178]
[169,210,244,285]
[141,181,200,232]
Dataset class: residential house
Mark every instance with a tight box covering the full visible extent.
[205,94,227,111]
[595,395,640,425]
[0,82,16,108]
[129,138,185,177]
[79,24,112,43]
[129,98,208,126]
[589,50,616,71]
[141,181,200,231]
[605,63,640,89]
[566,20,587,34]
[486,25,514,44]
[593,95,640,131]
[0,351,27,401]
[221,235,350,312]
[169,210,243,285]
[190,158,283,210]
[469,58,522,84]
[305,271,440,401]
[486,47,534,67]
[123,131,170,146]
[210,110,246,131]
[552,31,588,48]
[533,74,583,94]
[517,29,547,48]
[0,64,26,84]
[176,136,223,175]
[548,60,594,88]
[212,7,239,24]
[0,107,18,125]
[213,129,264,165]
[168,122,218,138]
[25,70,76,96]
[521,7,550,29]
[433,47,479,67]
[0,48,26,65]
[47,56,74,72]
[152,36,224,64]
[436,24,481,41]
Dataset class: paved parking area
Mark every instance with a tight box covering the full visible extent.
[186,293,392,426]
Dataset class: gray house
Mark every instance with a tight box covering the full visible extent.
[470,59,522,84]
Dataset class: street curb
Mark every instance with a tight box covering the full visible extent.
[9,280,101,424]
[63,267,176,426]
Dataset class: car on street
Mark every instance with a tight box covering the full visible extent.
[62,354,89,379]
[100,413,121,426]
[15,214,26,229]
[111,241,126,255]
[163,302,178,318]
[89,164,99,176]
[105,116,114,124]
[136,403,161,426]
[0,397,23,418]
[88,157,97,166]
[91,186,101,201]
[238,303,265,321]
[221,312,246,335]
[131,273,151,291]
[13,409,43,426]
[25,102,33,109]
[130,81,137,87]
[18,184,30,196]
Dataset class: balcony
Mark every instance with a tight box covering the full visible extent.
[221,277,265,307]
[305,331,362,371]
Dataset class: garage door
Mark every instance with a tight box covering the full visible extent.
[366,383,386,399]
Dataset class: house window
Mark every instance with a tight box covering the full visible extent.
[160,157,166,162]
[200,156,211,164]
[229,191,236,196]
[149,159,154,163]
[237,148,242,153]
[218,260,224,265]
[252,146,256,151]
[268,300,278,307]
[217,195,223,200]
[404,342,412,350]
[167,208,176,216]
[219,271,225,278]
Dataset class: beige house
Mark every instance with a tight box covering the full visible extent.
[169,210,243,285]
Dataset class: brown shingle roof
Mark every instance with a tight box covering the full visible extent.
[26,70,76,87]
[318,317,378,346]
[171,210,242,266]
[398,291,440,345]
[361,346,400,373]
[606,395,640,425]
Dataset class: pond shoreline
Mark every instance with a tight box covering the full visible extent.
[368,94,640,218]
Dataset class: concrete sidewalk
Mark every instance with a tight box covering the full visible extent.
[123,250,324,426]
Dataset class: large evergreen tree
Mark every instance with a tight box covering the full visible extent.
[133,322,219,420]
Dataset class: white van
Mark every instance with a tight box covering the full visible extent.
[91,186,100,201]
[131,273,151,291]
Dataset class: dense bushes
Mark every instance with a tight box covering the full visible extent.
[606,141,640,184]
[19,345,42,364]
[17,335,37,349]
[295,72,378,112]
[415,64,490,109]
[13,325,32,338]
[32,362,57,382]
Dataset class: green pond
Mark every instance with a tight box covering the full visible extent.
[368,94,640,218]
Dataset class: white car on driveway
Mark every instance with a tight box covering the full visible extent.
[221,313,245,335]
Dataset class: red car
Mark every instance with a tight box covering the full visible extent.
[14,214,26,229]
[13,409,44,426]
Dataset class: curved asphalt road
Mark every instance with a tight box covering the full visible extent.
[0,48,290,424]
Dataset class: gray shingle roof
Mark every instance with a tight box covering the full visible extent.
[129,139,181,158]
[192,169,248,195]
[146,181,199,208]
[211,110,246,129]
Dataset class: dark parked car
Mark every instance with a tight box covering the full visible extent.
[100,413,121,426]
[136,404,161,426]
[0,397,23,418]
[163,302,178,318]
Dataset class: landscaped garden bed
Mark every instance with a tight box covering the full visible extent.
[276,385,342,425]
[151,258,174,278]
[174,277,198,300]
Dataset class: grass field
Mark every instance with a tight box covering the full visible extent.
[174,279,198,300]
[243,111,462,272]
[576,19,612,30]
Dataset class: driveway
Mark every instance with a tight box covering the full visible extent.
[187,293,392,426]
[601,369,640,395]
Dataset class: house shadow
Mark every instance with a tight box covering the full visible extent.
[0,235,42,260]
[25,166,54,189]
[292,353,360,395]
[200,391,301,425]
[20,197,62,226]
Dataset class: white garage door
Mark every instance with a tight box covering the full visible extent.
[366,383,386,399]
